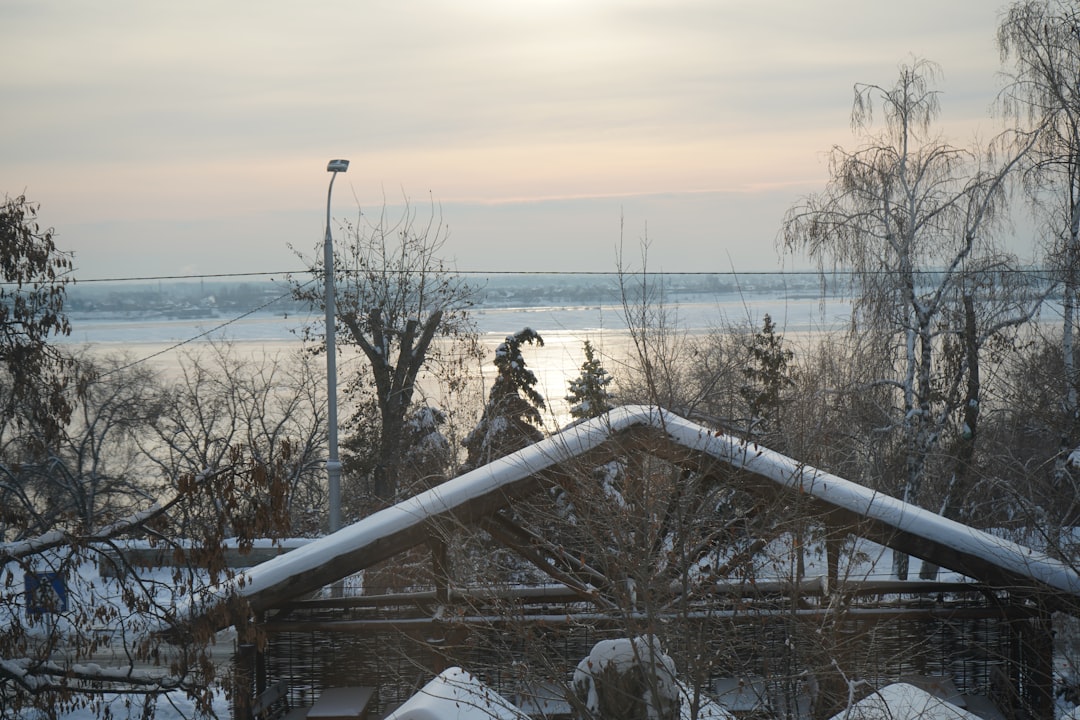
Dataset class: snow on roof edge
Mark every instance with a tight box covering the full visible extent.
[162,405,1080,635]
[657,410,1080,596]
[160,406,658,630]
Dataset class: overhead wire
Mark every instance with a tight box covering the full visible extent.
[47,266,1063,284]
[0,265,1062,287]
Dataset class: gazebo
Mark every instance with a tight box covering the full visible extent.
[169,406,1080,720]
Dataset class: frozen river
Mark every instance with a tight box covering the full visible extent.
[59,294,852,424]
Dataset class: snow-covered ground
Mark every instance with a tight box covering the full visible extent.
[3,545,254,720]
[21,690,230,720]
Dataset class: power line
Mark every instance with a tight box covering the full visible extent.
[71,270,300,283]
[22,266,1065,286]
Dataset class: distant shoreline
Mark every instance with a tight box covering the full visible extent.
[62,296,850,430]
[60,294,852,347]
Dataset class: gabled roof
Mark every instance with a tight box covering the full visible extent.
[173,406,1080,635]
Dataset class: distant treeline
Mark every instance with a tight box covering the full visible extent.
[62,269,1053,316]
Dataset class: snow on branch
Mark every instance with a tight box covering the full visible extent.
[0,656,187,694]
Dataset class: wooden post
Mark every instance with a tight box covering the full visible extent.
[254,612,267,696]
[824,518,843,594]
[432,536,449,606]
[430,534,450,673]
[1025,602,1055,720]
[233,608,265,720]
[234,642,257,720]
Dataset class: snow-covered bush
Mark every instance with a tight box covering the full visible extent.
[572,635,680,720]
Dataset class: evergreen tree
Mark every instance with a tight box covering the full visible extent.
[462,328,545,471]
[738,314,793,435]
[566,340,614,422]
[399,404,452,491]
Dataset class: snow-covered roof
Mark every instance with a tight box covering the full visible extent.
[170,406,1080,635]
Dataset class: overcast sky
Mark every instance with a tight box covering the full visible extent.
[2,1,1022,280]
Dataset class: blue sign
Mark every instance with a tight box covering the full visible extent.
[25,572,68,616]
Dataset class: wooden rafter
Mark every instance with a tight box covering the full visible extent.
[481,511,617,610]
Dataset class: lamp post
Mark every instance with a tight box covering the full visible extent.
[324,158,348,533]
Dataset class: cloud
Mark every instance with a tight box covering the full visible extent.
[0,0,1014,277]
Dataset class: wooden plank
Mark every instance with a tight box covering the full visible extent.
[713,677,769,713]
[252,680,287,719]
[306,686,375,720]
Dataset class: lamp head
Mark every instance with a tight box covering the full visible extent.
[327,159,350,173]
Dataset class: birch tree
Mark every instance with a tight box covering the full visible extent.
[781,59,1037,578]
[998,0,1080,493]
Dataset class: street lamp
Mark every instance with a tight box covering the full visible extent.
[324,158,349,533]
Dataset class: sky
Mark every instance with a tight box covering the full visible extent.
[2,1,1024,281]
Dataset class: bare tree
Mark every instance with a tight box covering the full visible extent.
[0,452,297,718]
[982,329,1080,537]
[421,422,881,720]
[0,352,163,543]
[149,340,327,536]
[614,237,802,451]
[614,236,699,415]
[781,59,1039,577]
[293,196,480,508]
[998,0,1080,492]
[0,341,319,716]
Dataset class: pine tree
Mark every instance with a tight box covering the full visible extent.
[738,313,793,435]
[566,340,614,422]
[462,328,546,471]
